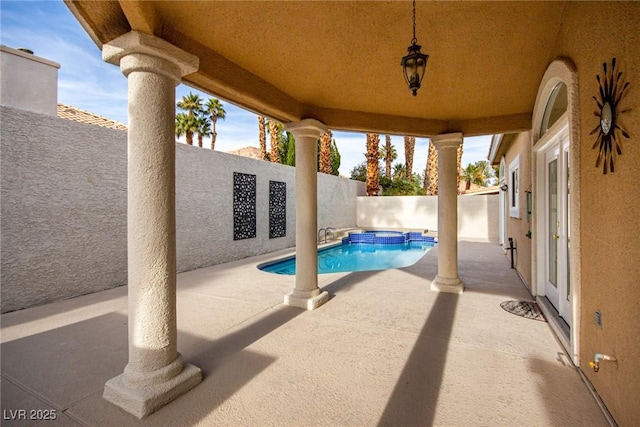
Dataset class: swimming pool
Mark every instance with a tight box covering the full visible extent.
[258,240,435,275]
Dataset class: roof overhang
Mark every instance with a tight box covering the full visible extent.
[65,1,571,137]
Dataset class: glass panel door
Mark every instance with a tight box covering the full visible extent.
[545,151,560,307]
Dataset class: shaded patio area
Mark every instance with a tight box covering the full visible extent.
[1,242,608,426]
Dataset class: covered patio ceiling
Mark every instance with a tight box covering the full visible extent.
[66,1,567,137]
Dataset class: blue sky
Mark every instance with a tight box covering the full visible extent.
[0,1,492,176]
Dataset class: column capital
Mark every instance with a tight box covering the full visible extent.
[284,119,328,140]
[431,132,463,150]
[103,31,198,81]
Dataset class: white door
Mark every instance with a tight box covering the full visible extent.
[541,130,571,325]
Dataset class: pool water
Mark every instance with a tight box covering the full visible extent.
[258,241,435,275]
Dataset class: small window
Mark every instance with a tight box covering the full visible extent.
[509,156,520,218]
[540,82,568,137]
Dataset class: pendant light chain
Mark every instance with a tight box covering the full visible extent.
[412,0,417,45]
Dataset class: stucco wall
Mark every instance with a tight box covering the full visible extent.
[503,132,533,289]
[175,147,365,272]
[356,194,499,242]
[1,107,128,313]
[552,3,640,425]
[1,106,365,313]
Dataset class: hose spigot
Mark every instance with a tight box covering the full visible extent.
[589,353,617,373]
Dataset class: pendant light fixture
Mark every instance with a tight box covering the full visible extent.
[401,0,429,96]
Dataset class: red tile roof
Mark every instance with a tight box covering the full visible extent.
[57,104,127,130]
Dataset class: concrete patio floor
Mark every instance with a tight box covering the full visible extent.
[1,241,610,426]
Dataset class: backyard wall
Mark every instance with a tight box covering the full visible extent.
[0,106,365,313]
[356,194,499,242]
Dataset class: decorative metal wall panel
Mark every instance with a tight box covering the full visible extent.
[233,172,256,240]
[269,181,286,238]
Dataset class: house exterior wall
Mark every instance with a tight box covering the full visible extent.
[503,133,532,289]
[546,3,640,424]
[356,194,499,242]
[0,45,59,116]
[0,106,365,313]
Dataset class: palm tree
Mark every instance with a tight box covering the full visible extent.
[365,133,380,196]
[425,140,438,195]
[176,92,203,146]
[380,135,397,179]
[175,112,198,146]
[204,98,226,150]
[456,144,464,194]
[393,162,406,180]
[268,119,281,163]
[404,136,415,179]
[177,92,203,118]
[258,116,267,160]
[461,162,486,191]
[319,131,332,174]
[195,116,211,148]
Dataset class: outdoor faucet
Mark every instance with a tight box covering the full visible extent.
[588,353,617,373]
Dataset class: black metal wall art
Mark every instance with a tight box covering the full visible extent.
[269,181,286,238]
[591,58,631,174]
[233,172,256,240]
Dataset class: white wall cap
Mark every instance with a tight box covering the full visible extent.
[1,45,60,69]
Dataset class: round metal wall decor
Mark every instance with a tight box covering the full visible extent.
[591,58,631,174]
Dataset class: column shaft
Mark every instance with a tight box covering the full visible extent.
[283,119,330,310]
[295,132,319,296]
[101,31,201,418]
[431,133,464,294]
[126,68,177,373]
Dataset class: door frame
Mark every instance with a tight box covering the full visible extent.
[498,157,508,249]
[531,58,581,365]
[537,120,571,325]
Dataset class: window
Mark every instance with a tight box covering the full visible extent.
[539,82,568,138]
[509,156,520,218]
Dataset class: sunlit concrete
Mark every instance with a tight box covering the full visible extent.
[1,242,609,426]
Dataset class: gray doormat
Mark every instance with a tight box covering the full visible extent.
[500,300,547,322]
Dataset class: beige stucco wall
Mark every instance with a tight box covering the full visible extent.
[356,194,499,242]
[503,133,533,289]
[551,3,640,425]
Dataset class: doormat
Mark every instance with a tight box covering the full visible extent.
[500,300,547,322]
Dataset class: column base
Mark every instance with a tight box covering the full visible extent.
[284,290,329,310]
[104,362,202,418]
[431,275,464,294]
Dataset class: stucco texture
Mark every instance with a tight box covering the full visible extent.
[1,107,128,313]
[1,107,364,313]
[504,132,533,289]
[553,3,640,425]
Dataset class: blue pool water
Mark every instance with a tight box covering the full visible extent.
[258,241,435,275]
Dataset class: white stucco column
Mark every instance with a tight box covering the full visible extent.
[101,32,201,418]
[431,133,464,294]
[283,119,329,310]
